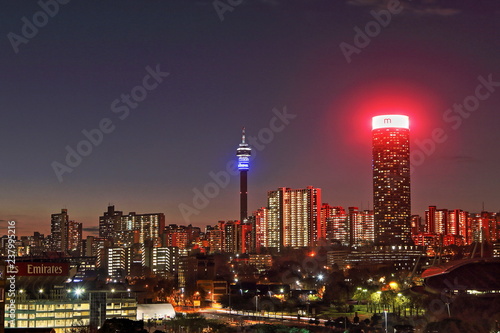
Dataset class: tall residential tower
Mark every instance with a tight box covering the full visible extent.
[236,128,251,222]
[266,186,322,250]
[51,208,69,252]
[372,115,411,245]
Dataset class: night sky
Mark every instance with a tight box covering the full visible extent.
[1,0,499,236]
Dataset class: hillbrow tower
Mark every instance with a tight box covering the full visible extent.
[237,127,251,222]
[372,115,411,245]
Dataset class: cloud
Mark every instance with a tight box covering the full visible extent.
[83,226,99,233]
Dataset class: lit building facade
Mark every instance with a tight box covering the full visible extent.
[120,212,165,246]
[411,215,423,235]
[67,220,82,254]
[448,209,468,239]
[144,246,179,277]
[327,245,425,271]
[372,115,411,245]
[347,207,374,246]
[425,206,448,234]
[236,221,253,254]
[50,209,69,252]
[98,206,165,247]
[221,220,240,254]
[164,224,189,249]
[322,204,348,245]
[469,211,499,244]
[419,206,471,247]
[206,224,223,253]
[248,254,273,273]
[5,293,137,333]
[253,207,268,252]
[266,186,322,250]
[50,210,82,254]
[99,205,123,241]
[107,247,130,279]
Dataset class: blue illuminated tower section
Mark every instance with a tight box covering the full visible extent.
[237,127,251,222]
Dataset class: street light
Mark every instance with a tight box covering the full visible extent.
[75,288,85,299]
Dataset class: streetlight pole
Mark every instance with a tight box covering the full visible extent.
[281,299,284,322]
[384,309,388,333]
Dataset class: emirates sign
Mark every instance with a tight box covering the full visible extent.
[14,262,69,276]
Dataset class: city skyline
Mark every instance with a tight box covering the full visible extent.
[1,1,499,236]
[3,107,500,237]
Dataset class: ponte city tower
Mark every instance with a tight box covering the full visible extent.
[372,115,411,245]
[237,128,251,222]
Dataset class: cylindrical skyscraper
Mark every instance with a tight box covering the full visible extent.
[372,115,411,245]
[237,128,251,222]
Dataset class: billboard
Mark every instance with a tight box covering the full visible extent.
[372,115,409,130]
[13,262,69,276]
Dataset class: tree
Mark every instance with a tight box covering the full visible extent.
[164,313,230,333]
[424,318,483,333]
[98,318,144,333]
[323,271,351,308]
[67,320,90,333]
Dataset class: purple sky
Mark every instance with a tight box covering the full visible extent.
[0,0,499,237]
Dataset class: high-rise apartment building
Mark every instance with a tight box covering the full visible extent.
[469,211,499,244]
[410,215,423,235]
[425,206,448,234]
[322,204,348,245]
[448,209,468,238]
[144,246,179,277]
[67,220,83,254]
[99,206,165,247]
[51,209,69,252]
[99,205,123,240]
[206,224,223,253]
[266,186,322,250]
[372,115,411,245]
[120,212,164,245]
[164,224,189,249]
[107,247,131,279]
[253,207,268,252]
[420,206,469,246]
[178,255,216,293]
[347,207,374,246]
[221,220,240,254]
[240,221,253,254]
